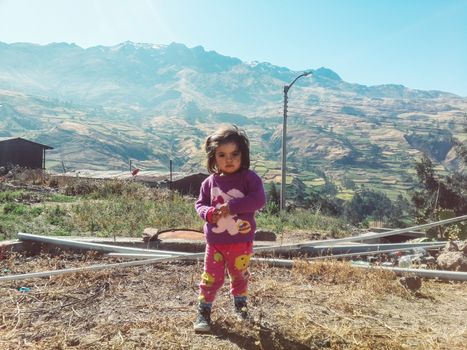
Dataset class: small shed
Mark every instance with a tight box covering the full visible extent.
[160,173,208,197]
[0,137,53,169]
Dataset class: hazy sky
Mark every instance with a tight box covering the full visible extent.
[1,0,466,96]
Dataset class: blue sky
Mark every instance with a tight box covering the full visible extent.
[1,0,466,96]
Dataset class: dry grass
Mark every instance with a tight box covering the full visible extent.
[292,259,403,297]
[1,251,466,350]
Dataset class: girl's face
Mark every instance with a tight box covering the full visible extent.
[215,142,242,175]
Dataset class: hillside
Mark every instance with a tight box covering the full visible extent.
[0,41,466,199]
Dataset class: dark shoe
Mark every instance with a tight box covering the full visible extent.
[234,297,248,320]
[194,304,211,333]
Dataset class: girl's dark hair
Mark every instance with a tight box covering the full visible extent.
[204,125,250,173]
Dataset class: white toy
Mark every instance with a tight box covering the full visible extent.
[211,187,244,235]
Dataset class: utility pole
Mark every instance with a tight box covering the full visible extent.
[169,159,173,190]
[280,71,312,211]
[281,85,288,211]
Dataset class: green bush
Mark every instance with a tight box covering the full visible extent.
[30,207,43,217]
[46,205,68,226]
[0,190,24,203]
[257,208,347,236]
[3,203,26,215]
[47,194,76,203]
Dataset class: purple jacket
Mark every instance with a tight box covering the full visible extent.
[195,168,266,244]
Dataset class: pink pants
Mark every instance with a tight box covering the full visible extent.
[199,242,253,303]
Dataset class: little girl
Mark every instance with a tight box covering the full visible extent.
[194,125,266,333]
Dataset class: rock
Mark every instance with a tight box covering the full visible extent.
[443,241,459,252]
[254,230,276,241]
[66,337,80,346]
[142,228,159,243]
[436,251,467,271]
[399,276,422,292]
[457,240,467,254]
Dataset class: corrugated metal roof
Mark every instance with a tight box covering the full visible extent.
[0,137,53,150]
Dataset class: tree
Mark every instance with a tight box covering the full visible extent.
[344,188,393,225]
[387,194,410,227]
[342,176,356,190]
[305,191,344,217]
[266,182,280,215]
[410,154,467,239]
[344,191,365,225]
[411,155,466,220]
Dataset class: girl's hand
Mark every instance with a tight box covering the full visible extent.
[211,211,221,224]
[218,203,230,216]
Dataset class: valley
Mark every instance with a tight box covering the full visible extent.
[0,41,466,202]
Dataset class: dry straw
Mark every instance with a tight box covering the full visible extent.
[1,252,466,349]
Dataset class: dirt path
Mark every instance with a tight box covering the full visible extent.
[0,253,466,349]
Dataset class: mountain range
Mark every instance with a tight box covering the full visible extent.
[0,41,466,199]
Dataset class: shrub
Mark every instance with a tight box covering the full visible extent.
[3,203,26,215]
[0,190,24,203]
[257,208,347,236]
[46,205,68,226]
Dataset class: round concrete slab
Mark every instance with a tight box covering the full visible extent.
[157,230,205,241]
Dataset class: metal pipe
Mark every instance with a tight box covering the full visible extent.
[17,232,193,256]
[18,213,466,257]
[9,215,466,282]
[0,241,292,282]
[17,232,281,255]
[0,251,206,282]
[107,253,177,259]
[302,242,446,255]
[3,247,465,282]
[108,243,445,262]
[106,255,299,267]
[254,214,467,253]
[361,265,467,281]
[253,257,298,268]
[0,245,282,282]
[309,244,445,260]
[252,258,467,281]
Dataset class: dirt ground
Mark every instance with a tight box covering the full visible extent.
[0,249,466,350]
